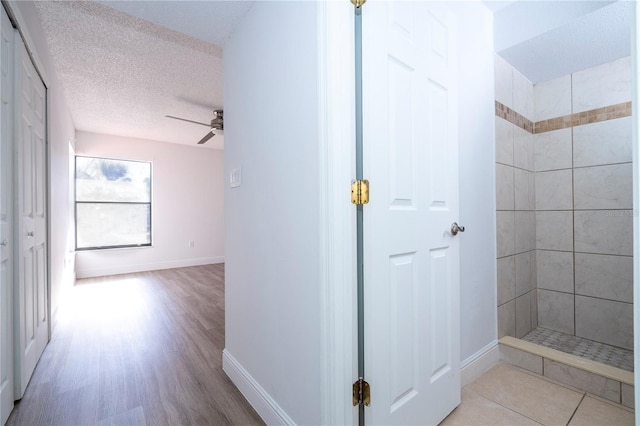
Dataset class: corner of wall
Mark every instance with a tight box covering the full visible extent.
[222,350,295,426]
[460,340,500,387]
[454,1,499,363]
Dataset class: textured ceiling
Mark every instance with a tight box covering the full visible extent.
[36,0,631,147]
[494,1,631,84]
[34,1,252,149]
[96,1,253,46]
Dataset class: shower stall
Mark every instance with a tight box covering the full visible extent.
[496,54,633,368]
[493,0,634,409]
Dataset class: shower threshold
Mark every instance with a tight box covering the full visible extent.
[522,327,633,372]
[499,335,634,408]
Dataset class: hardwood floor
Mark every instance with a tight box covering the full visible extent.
[7,264,264,426]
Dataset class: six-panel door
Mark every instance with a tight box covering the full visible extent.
[363,2,461,424]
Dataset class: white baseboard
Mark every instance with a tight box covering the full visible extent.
[75,256,224,279]
[460,340,500,387]
[222,349,295,426]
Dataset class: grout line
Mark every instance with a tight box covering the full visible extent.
[466,387,543,425]
[533,289,636,306]
[536,288,575,296]
[572,294,634,305]
[620,382,622,405]
[567,393,587,425]
[495,160,515,168]
[537,248,632,258]
[537,167,573,173]
[573,208,634,211]
[572,161,633,170]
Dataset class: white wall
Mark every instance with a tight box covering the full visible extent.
[74,131,224,278]
[223,1,321,424]
[6,1,77,326]
[453,3,498,364]
[224,2,497,423]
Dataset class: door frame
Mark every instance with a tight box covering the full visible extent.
[317,1,357,425]
[633,2,640,417]
[319,2,640,425]
[0,5,15,422]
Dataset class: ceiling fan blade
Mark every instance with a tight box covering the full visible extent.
[175,95,216,110]
[197,131,215,145]
[165,115,210,127]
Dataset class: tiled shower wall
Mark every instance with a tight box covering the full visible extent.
[495,56,537,339]
[495,55,634,350]
[534,57,633,350]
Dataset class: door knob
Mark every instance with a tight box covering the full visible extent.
[0,239,6,246]
[27,231,34,237]
[451,222,465,236]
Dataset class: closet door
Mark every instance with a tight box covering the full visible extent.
[14,32,47,399]
[0,7,14,424]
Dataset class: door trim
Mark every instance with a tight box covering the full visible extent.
[632,1,639,417]
[317,1,357,424]
[1,2,51,88]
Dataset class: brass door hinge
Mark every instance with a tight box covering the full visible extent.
[350,0,366,8]
[352,378,370,406]
[351,179,369,205]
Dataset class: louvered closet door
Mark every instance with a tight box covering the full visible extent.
[0,7,14,424]
[14,31,47,399]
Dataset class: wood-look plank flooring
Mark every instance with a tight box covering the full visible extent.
[7,264,264,426]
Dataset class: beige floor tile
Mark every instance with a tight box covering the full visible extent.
[467,363,583,425]
[440,388,541,426]
[543,359,620,403]
[569,396,634,426]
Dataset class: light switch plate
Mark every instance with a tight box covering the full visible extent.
[230,168,242,188]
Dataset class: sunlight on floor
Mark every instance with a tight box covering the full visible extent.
[57,277,151,326]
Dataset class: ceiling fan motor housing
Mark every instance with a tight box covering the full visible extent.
[211,109,224,131]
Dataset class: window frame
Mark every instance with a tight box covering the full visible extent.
[74,155,153,251]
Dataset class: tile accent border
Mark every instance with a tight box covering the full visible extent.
[495,101,632,135]
[495,101,534,133]
[536,101,632,133]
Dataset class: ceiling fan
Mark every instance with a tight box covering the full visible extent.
[165,109,224,144]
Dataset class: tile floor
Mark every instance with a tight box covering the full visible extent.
[440,363,634,425]
[523,327,634,372]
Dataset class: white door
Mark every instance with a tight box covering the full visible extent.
[14,33,47,399]
[362,2,460,424]
[0,7,14,424]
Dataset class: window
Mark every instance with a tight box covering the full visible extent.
[75,156,152,250]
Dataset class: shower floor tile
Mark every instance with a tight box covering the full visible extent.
[522,327,634,372]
